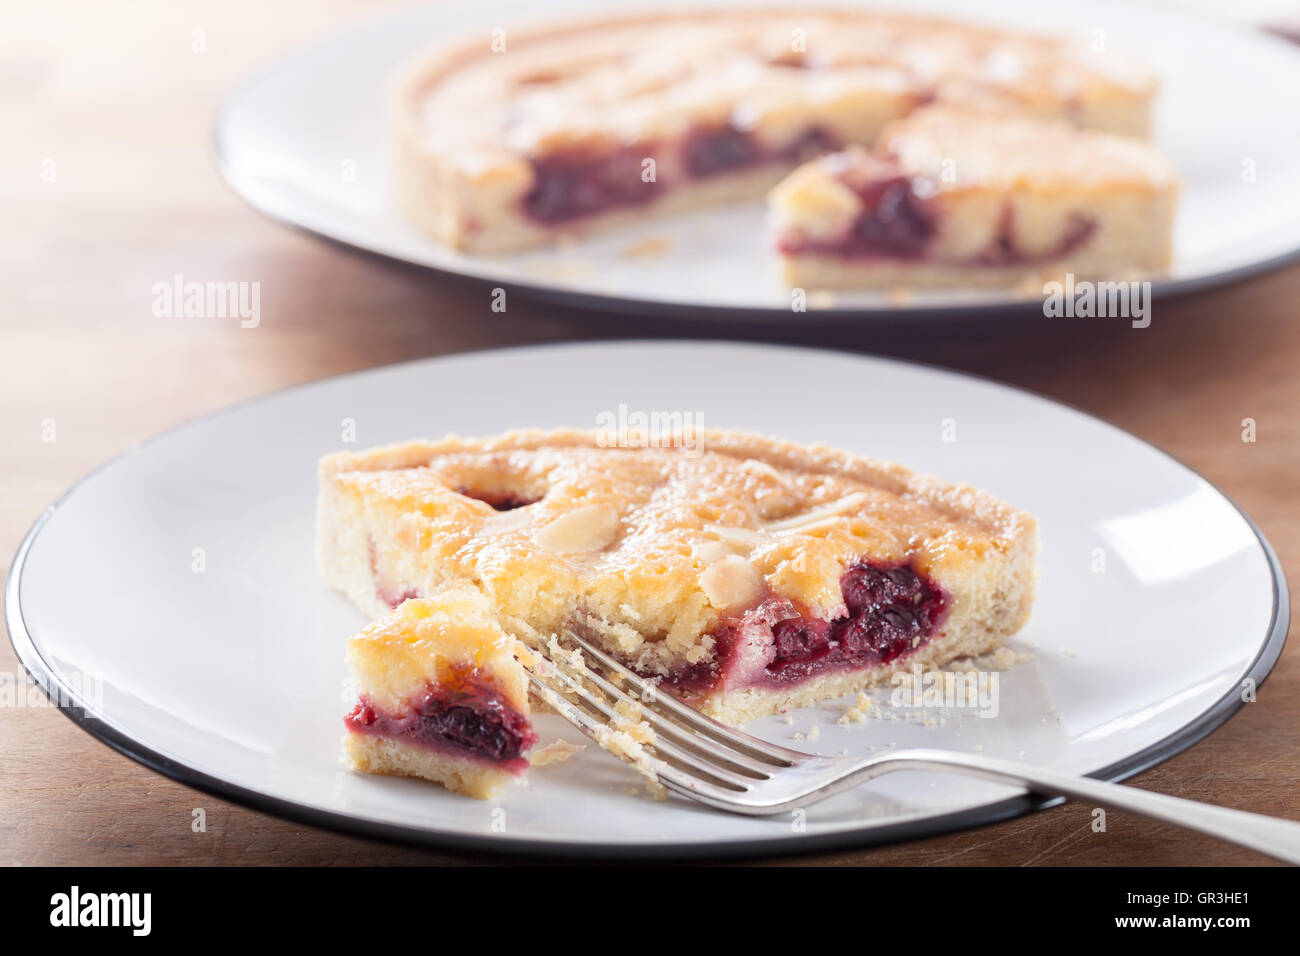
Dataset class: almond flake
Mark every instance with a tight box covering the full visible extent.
[534,504,619,553]
[699,554,763,611]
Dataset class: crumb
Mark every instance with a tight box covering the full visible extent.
[807,290,838,309]
[531,739,584,766]
[533,636,659,782]
[620,235,673,258]
[613,699,655,744]
[521,256,593,279]
[837,692,878,724]
[793,724,821,742]
[955,646,1035,672]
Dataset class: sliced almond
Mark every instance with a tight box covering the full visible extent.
[700,555,764,611]
[534,503,619,554]
[763,492,872,533]
[691,540,735,564]
[476,508,533,537]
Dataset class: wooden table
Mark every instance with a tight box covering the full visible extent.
[2,0,1296,866]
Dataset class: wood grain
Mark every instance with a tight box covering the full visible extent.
[1,0,1295,866]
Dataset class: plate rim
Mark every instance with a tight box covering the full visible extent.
[4,341,1291,860]
[209,0,1300,320]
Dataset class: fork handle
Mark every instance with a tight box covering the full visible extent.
[887,749,1300,865]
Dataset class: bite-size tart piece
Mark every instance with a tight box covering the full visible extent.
[319,429,1037,726]
[393,9,1155,252]
[770,105,1179,289]
[343,588,537,799]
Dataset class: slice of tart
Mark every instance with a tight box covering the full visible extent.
[770,104,1179,289]
[393,9,1155,252]
[319,429,1037,726]
[343,588,537,798]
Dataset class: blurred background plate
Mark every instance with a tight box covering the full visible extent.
[213,0,1300,319]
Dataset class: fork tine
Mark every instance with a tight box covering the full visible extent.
[573,658,774,779]
[526,660,756,791]
[525,671,712,800]
[560,628,806,766]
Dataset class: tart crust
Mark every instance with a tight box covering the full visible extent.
[319,429,1037,725]
[343,733,520,801]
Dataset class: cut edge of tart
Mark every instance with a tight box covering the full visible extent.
[769,104,1179,289]
[342,588,538,799]
[319,428,1038,727]
[391,9,1156,252]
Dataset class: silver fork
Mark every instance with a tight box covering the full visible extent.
[526,630,1300,865]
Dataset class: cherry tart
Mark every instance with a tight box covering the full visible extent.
[319,429,1037,726]
[392,9,1156,252]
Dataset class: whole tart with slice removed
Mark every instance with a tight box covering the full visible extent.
[319,429,1037,726]
[392,8,1156,252]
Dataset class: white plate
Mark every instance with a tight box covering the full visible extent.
[213,0,1300,318]
[6,342,1287,857]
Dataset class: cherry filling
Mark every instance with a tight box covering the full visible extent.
[669,558,949,692]
[843,178,936,258]
[780,175,937,259]
[521,124,839,224]
[456,487,538,511]
[523,147,660,223]
[347,675,537,766]
[682,124,761,177]
[684,124,840,178]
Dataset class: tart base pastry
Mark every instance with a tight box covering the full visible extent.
[319,429,1037,727]
[770,105,1178,289]
[393,9,1155,253]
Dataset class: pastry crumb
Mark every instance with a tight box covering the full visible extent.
[620,235,674,258]
[531,739,584,766]
[838,691,880,724]
[949,646,1034,672]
